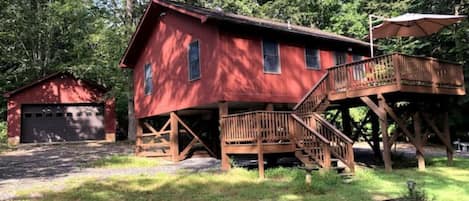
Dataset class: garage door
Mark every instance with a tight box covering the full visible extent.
[21,104,105,143]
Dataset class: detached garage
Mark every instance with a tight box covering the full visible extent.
[4,72,116,145]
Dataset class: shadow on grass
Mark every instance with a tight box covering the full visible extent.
[13,158,469,201]
[85,155,160,169]
[16,168,376,201]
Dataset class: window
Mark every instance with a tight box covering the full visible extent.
[353,54,362,62]
[144,63,153,95]
[188,41,201,80]
[305,48,321,70]
[262,39,280,73]
[334,52,347,66]
[352,54,366,81]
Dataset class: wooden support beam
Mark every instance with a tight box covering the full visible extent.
[361,97,384,162]
[381,100,425,155]
[219,102,230,171]
[330,110,340,124]
[388,131,401,149]
[341,106,352,136]
[143,122,169,144]
[360,96,386,120]
[256,113,265,179]
[174,114,216,157]
[135,119,143,156]
[179,138,198,161]
[170,112,179,162]
[421,113,453,152]
[413,112,425,170]
[378,94,392,172]
[371,113,382,161]
[443,111,453,165]
[350,110,371,142]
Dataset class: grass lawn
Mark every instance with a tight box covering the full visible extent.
[0,144,11,154]
[17,157,469,201]
[86,155,164,169]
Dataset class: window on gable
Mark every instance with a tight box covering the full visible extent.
[262,39,280,73]
[305,48,321,70]
[144,63,153,95]
[188,41,201,80]
[334,51,347,66]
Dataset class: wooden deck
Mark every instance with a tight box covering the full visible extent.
[328,53,464,100]
[220,53,463,177]
[221,111,354,177]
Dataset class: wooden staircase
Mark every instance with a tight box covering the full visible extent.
[220,72,355,174]
[292,72,355,173]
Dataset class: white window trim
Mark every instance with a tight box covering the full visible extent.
[261,39,281,74]
[188,40,201,81]
[304,47,321,70]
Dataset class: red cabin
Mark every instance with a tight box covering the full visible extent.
[120,0,464,175]
[120,0,370,117]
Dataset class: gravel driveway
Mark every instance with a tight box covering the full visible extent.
[0,142,220,200]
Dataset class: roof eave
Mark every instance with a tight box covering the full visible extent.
[119,0,209,68]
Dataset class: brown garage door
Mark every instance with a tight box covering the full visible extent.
[21,104,105,143]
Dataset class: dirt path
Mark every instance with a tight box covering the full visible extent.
[0,142,220,201]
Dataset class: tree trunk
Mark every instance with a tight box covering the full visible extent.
[127,69,136,141]
[126,0,133,24]
[126,0,136,141]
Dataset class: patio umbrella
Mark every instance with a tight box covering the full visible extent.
[368,13,466,56]
[372,13,466,39]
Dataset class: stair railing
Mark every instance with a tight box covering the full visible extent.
[293,72,330,115]
[290,114,331,169]
[292,69,355,172]
[301,113,355,172]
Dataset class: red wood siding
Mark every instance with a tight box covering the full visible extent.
[218,31,335,103]
[133,10,221,118]
[132,9,360,118]
[7,75,116,139]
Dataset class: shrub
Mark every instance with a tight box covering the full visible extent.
[399,181,434,201]
[0,121,7,145]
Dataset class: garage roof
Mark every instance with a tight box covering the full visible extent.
[3,72,108,98]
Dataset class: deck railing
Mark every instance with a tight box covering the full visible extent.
[293,73,330,115]
[221,111,333,168]
[301,113,354,171]
[221,111,292,145]
[290,114,331,168]
[327,53,464,94]
[395,54,464,88]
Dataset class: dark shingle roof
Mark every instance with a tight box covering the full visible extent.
[120,0,370,67]
[163,0,370,47]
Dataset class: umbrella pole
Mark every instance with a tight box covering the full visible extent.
[369,15,374,58]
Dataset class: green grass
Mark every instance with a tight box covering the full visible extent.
[86,155,163,169]
[16,157,469,201]
[0,143,11,154]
